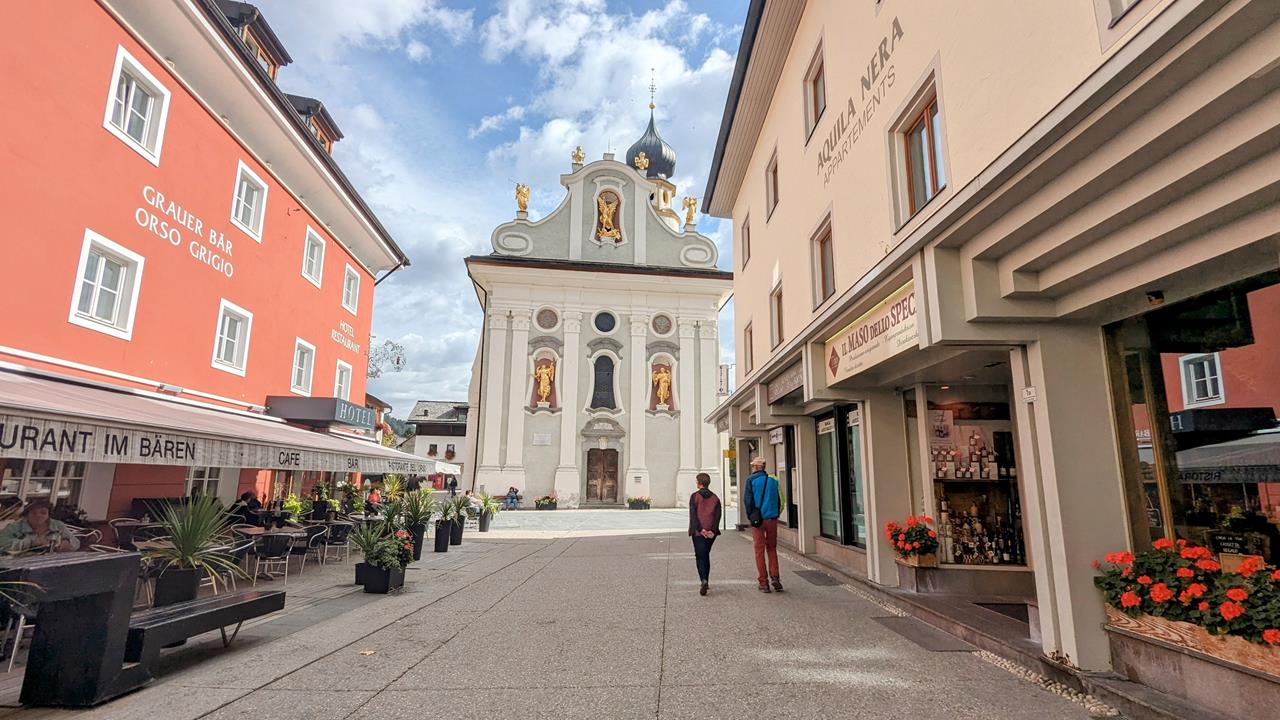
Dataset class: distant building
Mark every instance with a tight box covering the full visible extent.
[401,401,469,477]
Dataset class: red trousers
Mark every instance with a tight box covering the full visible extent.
[752,519,780,585]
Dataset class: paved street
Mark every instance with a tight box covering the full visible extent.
[17,518,1098,720]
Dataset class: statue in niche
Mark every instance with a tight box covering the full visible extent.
[596,191,622,242]
[651,365,672,408]
[532,360,556,407]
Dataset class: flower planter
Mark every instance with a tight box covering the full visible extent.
[535,503,557,511]
[478,511,493,533]
[153,567,204,607]
[627,502,651,510]
[450,517,465,545]
[409,524,426,561]
[1104,605,1280,682]
[356,562,404,594]
[895,553,938,568]
[434,522,452,553]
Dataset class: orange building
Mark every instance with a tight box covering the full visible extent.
[0,0,427,523]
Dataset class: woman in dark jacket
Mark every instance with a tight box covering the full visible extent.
[688,473,722,596]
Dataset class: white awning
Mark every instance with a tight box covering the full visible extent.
[0,369,432,475]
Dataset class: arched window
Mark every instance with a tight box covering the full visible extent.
[590,355,617,410]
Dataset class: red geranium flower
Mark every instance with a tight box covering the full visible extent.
[1235,556,1265,578]
[1186,583,1207,598]
[1263,629,1280,645]
[403,543,412,551]
[1180,546,1211,560]
[1149,583,1174,603]
[1153,538,1174,550]
[1225,587,1248,603]
[1219,601,1245,622]
[922,516,934,524]
[906,515,918,527]
[1137,575,1152,585]
[1105,551,1135,565]
[1198,601,1210,612]
[928,530,937,538]
[1120,591,1142,608]
[899,533,907,542]
[1176,567,1194,578]
[1122,567,1132,578]
[1272,569,1280,581]
[1178,590,1192,604]
[1195,559,1221,573]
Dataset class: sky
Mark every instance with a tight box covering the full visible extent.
[255,0,744,417]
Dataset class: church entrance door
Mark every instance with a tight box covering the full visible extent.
[585,448,619,504]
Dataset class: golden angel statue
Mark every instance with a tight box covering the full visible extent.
[596,192,621,240]
[533,361,556,404]
[515,183,530,213]
[682,196,698,226]
[572,145,585,164]
[652,366,672,406]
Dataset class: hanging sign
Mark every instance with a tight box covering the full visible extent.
[817,418,836,435]
[769,427,786,445]
[824,280,919,385]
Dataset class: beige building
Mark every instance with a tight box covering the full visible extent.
[705,1,1280,717]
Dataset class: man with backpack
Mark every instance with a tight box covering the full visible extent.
[742,456,783,593]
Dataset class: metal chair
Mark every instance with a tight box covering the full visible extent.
[289,526,328,575]
[108,517,141,550]
[252,533,294,586]
[67,525,102,547]
[322,522,353,564]
[198,540,253,594]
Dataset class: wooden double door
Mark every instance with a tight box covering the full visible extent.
[585,448,619,504]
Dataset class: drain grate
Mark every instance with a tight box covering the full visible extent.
[795,570,839,586]
[873,616,974,652]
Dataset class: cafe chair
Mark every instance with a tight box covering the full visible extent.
[199,540,254,594]
[322,522,354,564]
[91,544,154,608]
[289,526,328,575]
[67,525,102,547]
[252,533,294,587]
[107,517,141,550]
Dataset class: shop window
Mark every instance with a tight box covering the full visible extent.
[1107,272,1280,564]
[68,229,145,340]
[186,467,222,498]
[342,265,360,314]
[212,299,253,376]
[900,96,947,218]
[1180,353,1224,407]
[334,360,353,401]
[803,44,826,139]
[230,161,269,241]
[816,416,841,539]
[769,285,784,348]
[589,355,618,411]
[813,221,835,306]
[103,45,172,165]
[291,338,315,396]
[741,217,751,269]
[301,228,325,288]
[0,459,86,508]
[743,323,754,372]
[844,406,867,547]
[765,152,780,219]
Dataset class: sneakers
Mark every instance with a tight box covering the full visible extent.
[758,583,772,593]
[772,577,784,592]
[699,582,708,596]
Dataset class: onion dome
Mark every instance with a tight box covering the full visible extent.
[626,108,677,180]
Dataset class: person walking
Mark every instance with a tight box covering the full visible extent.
[688,472,722,596]
[742,457,783,593]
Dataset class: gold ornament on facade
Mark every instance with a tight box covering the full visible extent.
[633,151,650,172]
[682,196,698,226]
[515,183,530,212]
[652,366,672,406]
[596,191,622,241]
[533,361,556,403]
[572,145,585,164]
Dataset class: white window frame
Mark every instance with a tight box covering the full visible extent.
[334,360,354,401]
[229,160,269,242]
[301,227,326,288]
[211,298,254,376]
[1179,353,1226,408]
[291,337,316,396]
[68,228,146,341]
[102,45,172,166]
[185,466,222,497]
[803,42,827,140]
[0,459,88,507]
[342,265,361,315]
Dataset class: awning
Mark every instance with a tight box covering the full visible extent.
[0,369,432,475]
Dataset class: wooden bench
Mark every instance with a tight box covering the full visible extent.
[124,590,285,665]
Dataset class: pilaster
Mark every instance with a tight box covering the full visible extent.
[624,314,651,499]
[554,311,584,506]
[697,322,722,481]
[476,311,509,489]
[504,311,532,469]
[675,319,698,502]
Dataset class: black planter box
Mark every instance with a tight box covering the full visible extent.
[478,511,493,532]
[356,562,404,594]
[409,524,426,561]
[536,503,557,510]
[153,567,203,607]
[450,518,465,545]
[434,522,452,552]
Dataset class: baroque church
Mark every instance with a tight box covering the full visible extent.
[464,105,732,508]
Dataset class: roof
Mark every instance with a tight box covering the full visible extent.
[213,0,293,66]
[701,0,766,216]
[194,0,411,269]
[364,392,391,411]
[407,401,469,423]
[626,110,677,180]
[287,94,345,143]
[466,254,734,282]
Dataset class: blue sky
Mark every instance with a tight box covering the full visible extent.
[255,0,744,416]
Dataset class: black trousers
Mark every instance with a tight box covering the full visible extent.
[692,535,716,582]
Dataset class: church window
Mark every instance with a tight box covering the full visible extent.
[590,355,618,410]
[593,311,617,334]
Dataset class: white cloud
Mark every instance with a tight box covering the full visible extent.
[257,0,473,62]
[468,105,526,138]
[405,39,431,62]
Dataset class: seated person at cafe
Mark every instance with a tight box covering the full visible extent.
[0,499,80,553]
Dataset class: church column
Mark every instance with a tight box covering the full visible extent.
[554,311,583,506]
[476,311,508,490]
[697,321,721,483]
[502,310,531,486]
[625,314,651,501]
[675,319,698,503]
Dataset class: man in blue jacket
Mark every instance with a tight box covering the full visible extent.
[742,456,783,593]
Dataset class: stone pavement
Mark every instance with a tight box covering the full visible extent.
[14,527,1098,720]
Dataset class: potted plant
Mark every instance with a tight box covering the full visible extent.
[401,489,434,561]
[534,493,558,510]
[626,496,652,510]
[449,495,472,545]
[434,495,456,553]
[144,494,247,606]
[350,522,410,593]
[884,515,940,567]
[381,475,405,503]
[282,494,303,524]
[477,493,501,532]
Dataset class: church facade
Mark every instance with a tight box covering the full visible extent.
[465,114,732,508]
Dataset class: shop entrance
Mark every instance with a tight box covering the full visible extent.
[585,448,619,504]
